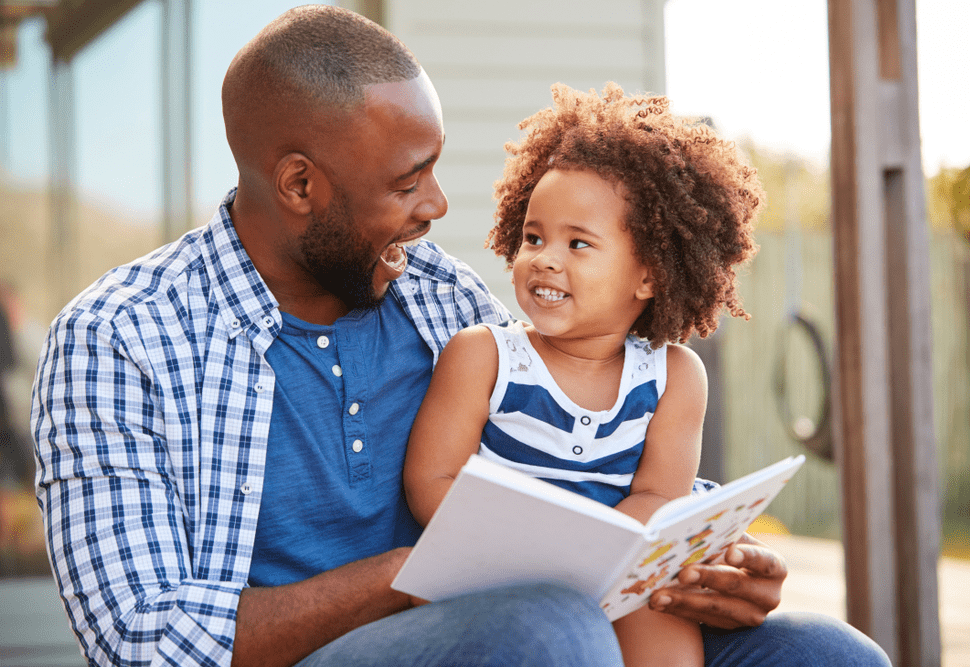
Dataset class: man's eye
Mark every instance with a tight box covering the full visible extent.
[570,239,590,249]
[402,183,419,194]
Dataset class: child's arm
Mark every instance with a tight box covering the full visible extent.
[403,325,499,526]
[614,344,707,524]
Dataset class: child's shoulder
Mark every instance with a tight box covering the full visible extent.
[443,322,510,358]
[455,319,531,342]
[662,342,707,390]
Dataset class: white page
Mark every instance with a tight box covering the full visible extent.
[393,456,647,601]
[646,456,805,531]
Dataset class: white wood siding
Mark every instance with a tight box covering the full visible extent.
[384,0,668,316]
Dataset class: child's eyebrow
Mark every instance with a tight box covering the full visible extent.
[564,223,603,240]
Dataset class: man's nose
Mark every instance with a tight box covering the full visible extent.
[418,173,448,222]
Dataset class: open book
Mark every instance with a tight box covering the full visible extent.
[393,453,805,621]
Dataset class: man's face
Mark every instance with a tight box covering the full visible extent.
[305,70,447,306]
[299,185,384,311]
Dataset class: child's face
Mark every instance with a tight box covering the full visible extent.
[512,168,654,340]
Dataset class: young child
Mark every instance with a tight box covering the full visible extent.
[403,83,763,667]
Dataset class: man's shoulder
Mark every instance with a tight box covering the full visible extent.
[55,228,210,330]
[403,240,493,295]
[402,239,462,282]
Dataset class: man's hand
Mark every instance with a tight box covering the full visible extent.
[647,533,787,629]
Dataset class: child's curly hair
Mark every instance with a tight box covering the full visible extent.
[488,82,764,345]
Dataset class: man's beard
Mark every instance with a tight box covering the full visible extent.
[299,188,385,312]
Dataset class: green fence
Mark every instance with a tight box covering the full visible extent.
[717,229,970,551]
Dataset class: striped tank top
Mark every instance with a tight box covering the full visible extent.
[478,320,667,507]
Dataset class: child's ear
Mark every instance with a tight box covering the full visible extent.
[635,266,655,301]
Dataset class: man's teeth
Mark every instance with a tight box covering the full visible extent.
[534,287,567,301]
[382,243,407,270]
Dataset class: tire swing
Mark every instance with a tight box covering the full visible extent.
[772,162,834,462]
[772,311,833,461]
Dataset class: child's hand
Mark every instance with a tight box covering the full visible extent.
[647,533,787,629]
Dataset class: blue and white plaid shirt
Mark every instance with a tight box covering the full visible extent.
[31,190,511,667]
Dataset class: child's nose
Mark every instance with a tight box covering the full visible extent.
[530,249,562,272]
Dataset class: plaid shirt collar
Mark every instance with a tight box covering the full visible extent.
[202,188,468,350]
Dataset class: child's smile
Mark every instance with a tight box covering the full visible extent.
[532,285,569,303]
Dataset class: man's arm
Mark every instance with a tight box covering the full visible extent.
[33,309,415,667]
[648,533,787,628]
[232,549,416,667]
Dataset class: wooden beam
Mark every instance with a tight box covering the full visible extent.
[827,0,941,665]
[45,0,144,63]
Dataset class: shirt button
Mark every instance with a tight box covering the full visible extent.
[254,383,265,393]
[573,445,584,455]
[352,439,364,453]
[229,318,241,329]
[332,365,343,377]
[240,482,253,495]
[349,402,360,415]
[581,416,592,425]
[261,316,274,328]
[317,335,330,349]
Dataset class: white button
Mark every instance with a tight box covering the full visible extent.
[229,318,241,329]
[317,335,330,349]
[349,402,360,415]
[254,383,265,393]
[332,365,343,377]
[261,316,274,328]
[352,439,364,453]
[580,416,591,425]
[240,482,253,495]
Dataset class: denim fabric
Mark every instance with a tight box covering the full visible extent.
[702,611,892,667]
[300,597,892,667]
[297,584,624,667]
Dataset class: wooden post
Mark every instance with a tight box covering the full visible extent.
[47,57,78,315]
[161,0,193,241]
[827,0,941,665]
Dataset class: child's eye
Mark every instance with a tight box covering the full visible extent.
[570,239,590,249]
[524,233,542,246]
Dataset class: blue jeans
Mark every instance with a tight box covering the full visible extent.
[702,611,892,667]
[298,585,891,667]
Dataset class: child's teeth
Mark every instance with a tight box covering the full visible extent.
[535,287,566,301]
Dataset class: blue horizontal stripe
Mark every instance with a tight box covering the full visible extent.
[482,421,644,475]
[596,380,658,438]
[541,477,630,508]
[497,382,575,432]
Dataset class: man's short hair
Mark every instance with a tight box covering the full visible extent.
[253,4,421,110]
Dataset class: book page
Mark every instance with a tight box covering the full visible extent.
[599,455,805,621]
[393,456,647,602]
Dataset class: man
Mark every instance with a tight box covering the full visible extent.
[32,6,889,667]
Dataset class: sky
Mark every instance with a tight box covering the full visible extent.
[664,0,970,172]
[0,0,967,218]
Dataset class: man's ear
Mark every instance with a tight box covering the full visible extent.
[274,152,332,216]
[635,266,655,301]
